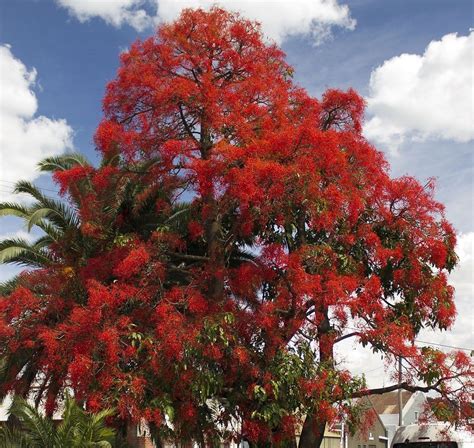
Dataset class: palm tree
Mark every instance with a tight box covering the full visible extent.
[0,177,82,295]
[0,152,255,443]
[0,153,194,435]
[0,153,173,293]
[0,395,118,448]
[0,159,88,407]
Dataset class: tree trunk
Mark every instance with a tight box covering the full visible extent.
[199,122,225,303]
[298,414,326,448]
[298,309,334,448]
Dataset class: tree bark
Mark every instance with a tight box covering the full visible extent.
[299,416,326,448]
[199,122,225,303]
[298,310,334,448]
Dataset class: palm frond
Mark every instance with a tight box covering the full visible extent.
[0,424,31,448]
[165,203,192,234]
[0,203,30,219]
[38,153,91,173]
[13,181,80,229]
[0,198,70,242]
[100,151,120,168]
[55,395,81,446]
[13,181,51,203]
[233,248,257,261]
[9,396,56,447]
[32,235,55,249]
[26,198,80,233]
[0,238,53,267]
[56,395,116,448]
[130,157,162,175]
[74,407,116,447]
[34,222,62,242]
[0,276,21,295]
[26,208,56,232]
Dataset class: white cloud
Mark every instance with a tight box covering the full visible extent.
[0,45,73,202]
[0,230,35,243]
[56,0,151,31]
[155,0,355,44]
[364,32,474,153]
[55,0,355,44]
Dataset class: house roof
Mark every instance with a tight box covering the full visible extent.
[369,391,413,415]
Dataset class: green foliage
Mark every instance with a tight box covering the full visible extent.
[0,237,53,267]
[0,395,118,448]
[38,153,91,173]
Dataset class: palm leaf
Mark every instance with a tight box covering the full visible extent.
[0,424,31,448]
[165,202,192,234]
[32,235,55,249]
[0,238,53,267]
[55,395,81,446]
[35,222,62,242]
[73,407,116,447]
[38,153,91,173]
[0,203,30,219]
[9,397,56,447]
[19,193,80,233]
[56,395,116,448]
[26,208,58,232]
[0,276,21,295]
[13,181,51,203]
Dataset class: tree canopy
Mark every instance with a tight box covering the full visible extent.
[0,7,472,448]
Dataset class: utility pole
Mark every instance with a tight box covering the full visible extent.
[398,356,403,426]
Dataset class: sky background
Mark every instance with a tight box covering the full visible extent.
[0,0,472,389]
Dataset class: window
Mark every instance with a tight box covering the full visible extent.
[414,412,419,422]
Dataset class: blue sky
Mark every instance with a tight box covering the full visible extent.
[0,0,472,386]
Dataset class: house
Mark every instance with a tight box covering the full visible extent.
[347,397,388,448]
[321,425,344,448]
[365,391,427,448]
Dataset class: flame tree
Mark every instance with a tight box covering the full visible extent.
[0,7,472,447]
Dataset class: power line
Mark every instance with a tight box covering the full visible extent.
[415,340,473,352]
[344,326,473,353]
[0,188,61,202]
[0,180,59,194]
[361,365,385,375]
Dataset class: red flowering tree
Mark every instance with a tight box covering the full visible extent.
[1,7,472,448]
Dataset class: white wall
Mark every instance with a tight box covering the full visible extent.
[381,392,428,447]
[403,392,426,426]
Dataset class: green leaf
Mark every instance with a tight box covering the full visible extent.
[0,202,30,219]
[38,153,91,173]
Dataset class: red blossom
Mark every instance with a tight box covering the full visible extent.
[114,245,150,279]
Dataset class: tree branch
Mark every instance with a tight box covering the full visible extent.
[334,331,361,344]
[351,372,471,398]
[178,103,199,144]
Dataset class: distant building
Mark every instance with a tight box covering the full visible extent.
[347,396,388,448]
[321,424,344,448]
[363,391,427,448]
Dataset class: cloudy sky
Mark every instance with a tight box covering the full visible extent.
[0,0,472,388]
